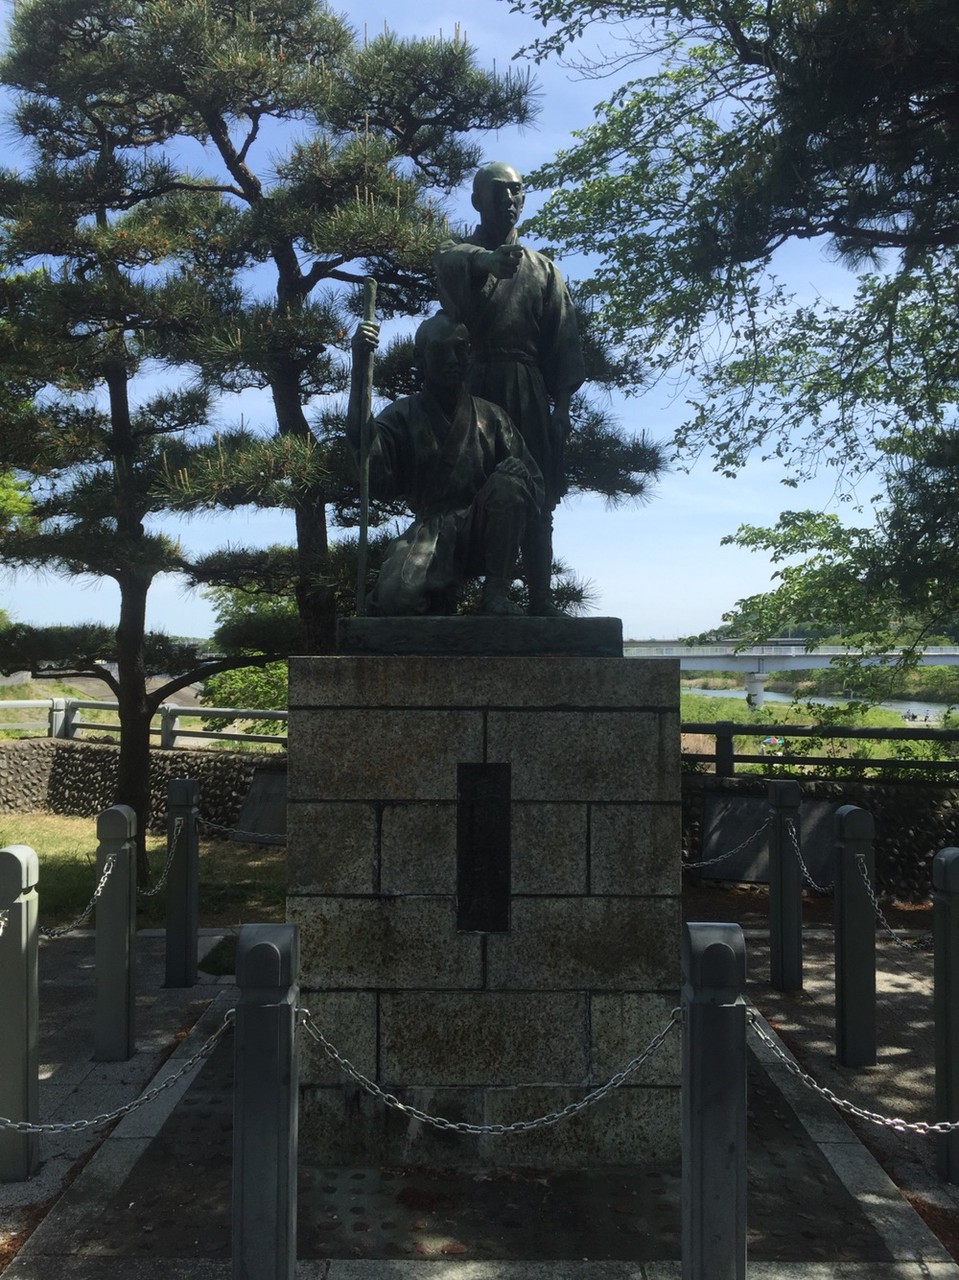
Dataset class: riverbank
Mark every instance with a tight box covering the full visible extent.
[683,684,950,723]
[681,666,959,705]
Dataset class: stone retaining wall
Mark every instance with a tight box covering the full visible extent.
[683,773,959,900]
[0,737,283,833]
[1,735,948,897]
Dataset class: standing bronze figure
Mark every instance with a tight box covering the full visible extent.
[434,161,585,616]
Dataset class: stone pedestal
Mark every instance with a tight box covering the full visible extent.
[288,651,681,1166]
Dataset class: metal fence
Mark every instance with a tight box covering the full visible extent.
[6,699,959,769]
[683,718,959,776]
[0,698,287,748]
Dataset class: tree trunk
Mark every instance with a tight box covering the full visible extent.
[114,572,153,885]
[270,360,337,653]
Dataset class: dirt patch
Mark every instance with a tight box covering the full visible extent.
[682,878,932,932]
[902,1193,959,1262]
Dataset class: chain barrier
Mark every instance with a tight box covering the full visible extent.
[38,850,117,939]
[683,815,771,872]
[0,1009,234,1134]
[0,908,8,938]
[139,818,183,900]
[37,815,194,933]
[748,1009,958,1134]
[299,1007,681,1135]
[854,851,934,952]
[785,821,933,953]
[786,821,834,895]
[199,816,286,844]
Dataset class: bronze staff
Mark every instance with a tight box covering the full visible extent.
[354,276,377,615]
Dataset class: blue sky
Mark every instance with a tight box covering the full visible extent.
[0,0,857,641]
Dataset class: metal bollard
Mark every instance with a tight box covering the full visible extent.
[768,779,803,992]
[94,805,137,1062]
[165,778,200,988]
[233,923,299,1280]
[934,847,959,1182]
[681,921,747,1280]
[834,805,876,1068]
[0,845,39,1181]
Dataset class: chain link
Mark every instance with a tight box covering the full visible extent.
[684,815,771,871]
[748,1009,959,1134]
[787,821,834,895]
[299,1008,680,1135]
[0,907,8,938]
[39,850,117,939]
[199,816,286,843]
[854,852,934,952]
[0,1009,234,1134]
[139,818,183,900]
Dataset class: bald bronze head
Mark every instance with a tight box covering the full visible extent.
[472,161,525,241]
[414,312,471,398]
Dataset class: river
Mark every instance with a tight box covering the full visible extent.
[683,686,952,723]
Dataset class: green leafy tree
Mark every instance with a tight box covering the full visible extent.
[720,433,959,694]
[510,0,959,447]
[505,0,959,659]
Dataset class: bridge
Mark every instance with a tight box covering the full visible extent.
[624,641,959,672]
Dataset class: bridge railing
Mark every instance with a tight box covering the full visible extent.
[684,719,959,777]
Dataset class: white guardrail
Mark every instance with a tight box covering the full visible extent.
[0,699,287,748]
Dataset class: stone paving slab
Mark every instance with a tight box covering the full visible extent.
[5,991,938,1274]
[5,1262,959,1279]
[5,925,959,1278]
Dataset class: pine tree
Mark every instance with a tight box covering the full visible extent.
[2,0,540,650]
[0,107,291,874]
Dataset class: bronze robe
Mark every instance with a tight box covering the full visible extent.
[434,228,585,508]
[364,386,543,615]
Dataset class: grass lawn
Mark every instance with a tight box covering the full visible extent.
[0,811,286,931]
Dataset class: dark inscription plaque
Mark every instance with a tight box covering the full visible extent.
[456,763,511,933]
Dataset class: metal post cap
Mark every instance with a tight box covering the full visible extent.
[682,922,746,1002]
[933,847,959,893]
[97,805,137,839]
[168,778,200,805]
[835,804,875,840]
[237,923,300,989]
[767,779,801,806]
[0,844,39,900]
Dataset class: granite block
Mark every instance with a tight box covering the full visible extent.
[486,711,679,802]
[590,993,682,1086]
[337,615,623,657]
[300,1082,679,1167]
[380,802,456,894]
[289,896,482,990]
[380,992,587,1085]
[512,803,588,894]
[288,709,483,801]
[299,991,377,1085]
[289,655,678,711]
[299,1084,485,1165]
[589,804,682,896]
[479,1084,680,1165]
[486,897,679,990]
[287,802,376,895]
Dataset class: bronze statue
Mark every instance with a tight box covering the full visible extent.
[434,161,585,616]
[347,312,544,617]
